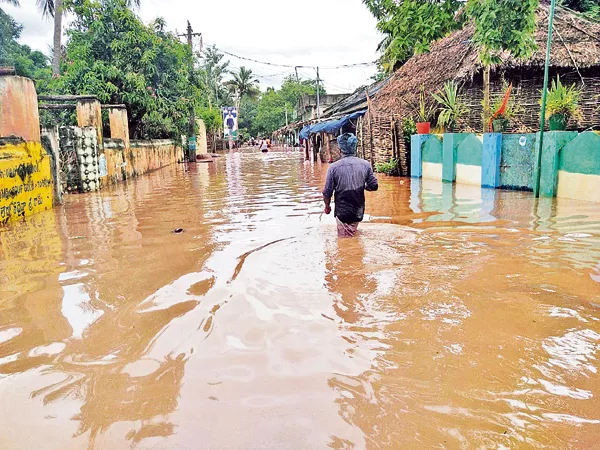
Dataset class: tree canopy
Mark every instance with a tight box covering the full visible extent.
[251,76,324,137]
[363,0,464,72]
[50,0,201,139]
[0,7,51,82]
[466,0,538,65]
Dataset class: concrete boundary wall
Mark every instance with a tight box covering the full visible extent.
[557,131,600,202]
[412,130,600,202]
[103,138,183,185]
[0,76,53,224]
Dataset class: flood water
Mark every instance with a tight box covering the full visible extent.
[1,149,600,449]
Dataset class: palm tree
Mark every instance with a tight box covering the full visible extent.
[199,45,230,108]
[226,66,260,110]
[36,0,141,77]
[1,0,20,5]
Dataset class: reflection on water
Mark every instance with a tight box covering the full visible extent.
[0,150,599,448]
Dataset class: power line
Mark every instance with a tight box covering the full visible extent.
[227,63,293,81]
[206,44,376,70]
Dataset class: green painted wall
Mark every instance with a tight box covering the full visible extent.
[537,131,578,197]
[455,134,483,166]
[422,135,443,164]
[500,133,536,190]
[559,131,600,175]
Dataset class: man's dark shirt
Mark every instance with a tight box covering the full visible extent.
[322,156,379,224]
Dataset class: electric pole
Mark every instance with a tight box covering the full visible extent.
[316,66,321,120]
[178,21,202,162]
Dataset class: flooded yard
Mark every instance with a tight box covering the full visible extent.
[1,149,599,448]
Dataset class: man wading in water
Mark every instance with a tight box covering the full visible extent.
[322,133,379,237]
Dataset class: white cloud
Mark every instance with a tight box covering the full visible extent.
[4,0,382,93]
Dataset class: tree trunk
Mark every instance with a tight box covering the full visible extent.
[482,64,491,132]
[52,0,64,76]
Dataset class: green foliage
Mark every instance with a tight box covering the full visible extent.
[466,0,538,66]
[363,0,464,72]
[402,116,417,141]
[198,45,232,108]
[0,8,51,82]
[375,158,399,176]
[431,80,469,131]
[412,84,436,123]
[226,66,259,105]
[197,106,222,132]
[543,75,582,121]
[252,76,323,136]
[560,0,600,19]
[238,97,257,135]
[50,0,200,139]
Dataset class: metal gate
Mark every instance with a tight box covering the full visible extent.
[499,133,536,191]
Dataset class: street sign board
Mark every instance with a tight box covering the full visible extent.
[223,107,238,141]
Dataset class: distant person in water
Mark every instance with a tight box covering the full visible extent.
[260,138,269,153]
[322,133,378,237]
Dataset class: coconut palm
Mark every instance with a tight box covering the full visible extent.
[1,0,20,5]
[36,0,141,76]
[226,66,260,110]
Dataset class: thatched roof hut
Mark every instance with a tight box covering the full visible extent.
[371,4,600,131]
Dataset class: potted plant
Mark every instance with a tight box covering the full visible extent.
[431,80,468,132]
[543,75,582,131]
[414,84,436,134]
[487,81,523,132]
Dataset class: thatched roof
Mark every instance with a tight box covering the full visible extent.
[372,4,600,116]
[323,75,392,117]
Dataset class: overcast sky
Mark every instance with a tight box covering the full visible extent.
[3,0,382,94]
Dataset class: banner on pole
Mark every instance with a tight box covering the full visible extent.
[222,107,238,141]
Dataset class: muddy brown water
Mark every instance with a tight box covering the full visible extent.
[1,150,600,449]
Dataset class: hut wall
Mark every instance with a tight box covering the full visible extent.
[458,67,600,132]
[357,114,411,175]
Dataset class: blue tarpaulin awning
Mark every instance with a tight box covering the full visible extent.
[299,109,366,140]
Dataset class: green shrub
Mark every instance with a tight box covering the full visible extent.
[375,158,399,176]
[432,80,469,132]
[543,75,582,121]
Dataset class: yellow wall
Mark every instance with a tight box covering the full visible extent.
[103,139,183,186]
[0,140,53,225]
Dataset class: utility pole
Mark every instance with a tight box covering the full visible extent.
[316,66,321,120]
[295,67,300,83]
[534,0,557,198]
[285,104,288,127]
[178,21,202,162]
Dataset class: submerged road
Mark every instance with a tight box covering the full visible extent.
[1,149,600,448]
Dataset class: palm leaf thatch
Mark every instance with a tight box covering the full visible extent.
[372,4,600,118]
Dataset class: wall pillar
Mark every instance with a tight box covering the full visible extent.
[481,133,502,188]
[108,106,129,149]
[76,98,103,148]
[442,133,457,182]
[536,131,578,197]
[0,75,41,142]
[196,119,208,157]
[410,134,430,178]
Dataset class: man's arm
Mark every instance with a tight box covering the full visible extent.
[322,168,334,214]
[365,166,379,192]
[323,195,332,215]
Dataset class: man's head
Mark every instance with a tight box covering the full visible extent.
[337,133,358,155]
